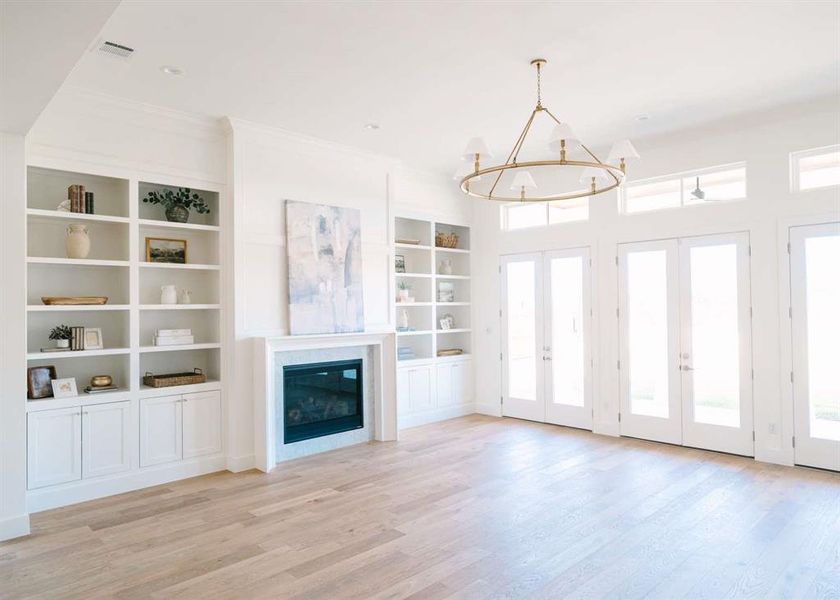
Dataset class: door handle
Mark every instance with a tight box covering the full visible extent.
[681,365,694,371]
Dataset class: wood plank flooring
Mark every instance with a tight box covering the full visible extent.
[2,415,839,599]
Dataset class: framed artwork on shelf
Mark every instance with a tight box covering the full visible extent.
[83,327,104,350]
[395,255,406,273]
[145,237,187,264]
[50,377,78,399]
[27,366,57,399]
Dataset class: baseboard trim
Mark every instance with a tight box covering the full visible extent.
[593,420,620,437]
[0,513,31,542]
[474,402,502,417]
[755,447,794,467]
[226,454,256,472]
[27,455,227,513]
[398,404,475,430]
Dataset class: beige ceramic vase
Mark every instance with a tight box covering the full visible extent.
[65,224,91,259]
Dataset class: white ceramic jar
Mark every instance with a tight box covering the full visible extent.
[65,224,91,259]
[160,285,178,304]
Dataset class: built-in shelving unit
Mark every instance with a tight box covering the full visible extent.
[26,165,223,402]
[393,215,474,429]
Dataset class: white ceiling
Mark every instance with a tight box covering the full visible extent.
[62,1,840,174]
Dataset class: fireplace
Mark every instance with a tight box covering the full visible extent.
[283,359,363,444]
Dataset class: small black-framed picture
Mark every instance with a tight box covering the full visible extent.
[145,237,188,264]
[395,254,406,273]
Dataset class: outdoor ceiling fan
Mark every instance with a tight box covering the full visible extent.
[690,176,706,201]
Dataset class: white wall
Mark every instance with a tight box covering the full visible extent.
[475,99,840,464]
[0,132,30,540]
[472,96,840,465]
[226,119,469,468]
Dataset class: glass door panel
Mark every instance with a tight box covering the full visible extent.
[791,222,840,471]
[544,249,592,429]
[501,254,544,422]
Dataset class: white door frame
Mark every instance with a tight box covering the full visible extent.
[789,221,840,471]
[544,247,594,430]
[618,232,754,455]
[500,253,545,422]
[618,239,682,445]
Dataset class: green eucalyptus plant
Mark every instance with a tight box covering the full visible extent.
[49,325,73,341]
[142,188,211,214]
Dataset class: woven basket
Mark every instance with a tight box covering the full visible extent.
[143,368,206,388]
[435,231,459,249]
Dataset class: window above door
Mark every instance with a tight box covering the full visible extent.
[620,163,747,214]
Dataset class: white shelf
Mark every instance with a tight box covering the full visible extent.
[435,274,470,280]
[27,348,130,361]
[436,301,471,306]
[434,247,470,254]
[139,262,220,271]
[139,342,221,353]
[395,272,432,278]
[395,301,433,306]
[27,304,130,312]
[138,218,220,232]
[27,257,129,267]
[27,389,133,412]
[436,328,471,334]
[395,243,431,250]
[435,353,472,363]
[139,304,221,310]
[26,209,130,224]
[396,357,435,367]
[396,330,433,336]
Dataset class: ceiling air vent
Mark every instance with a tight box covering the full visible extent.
[97,41,134,59]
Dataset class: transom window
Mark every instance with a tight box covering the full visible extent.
[501,197,589,231]
[621,163,747,214]
[791,145,840,192]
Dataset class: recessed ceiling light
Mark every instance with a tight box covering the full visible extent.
[635,113,651,122]
[160,65,183,76]
[364,123,380,130]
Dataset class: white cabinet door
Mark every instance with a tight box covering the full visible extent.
[83,401,131,478]
[140,395,182,467]
[436,364,454,406]
[27,407,82,489]
[396,369,410,414]
[408,366,433,411]
[452,360,473,405]
[182,391,222,459]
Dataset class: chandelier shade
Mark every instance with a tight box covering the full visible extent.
[458,59,638,203]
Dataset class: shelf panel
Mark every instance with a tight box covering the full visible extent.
[435,353,472,363]
[26,209,130,225]
[395,301,433,306]
[139,304,221,310]
[27,304,130,312]
[434,247,470,254]
[139,262,220,271]
[436,301,471,306]
[27,348,130,360]
[395,243,431,251]
[396,330,433,336]
[138,218,221,232]
[395,272,432,278]
[26,389,133,412]
[435,274,470,280]
[27,257,130,267]
[139,343,221,353]
[138,379,221,398]
[436,328,472,334]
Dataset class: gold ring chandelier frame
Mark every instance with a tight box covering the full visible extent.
[459,58,634,203]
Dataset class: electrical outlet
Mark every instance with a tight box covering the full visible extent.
[768,423,777,434]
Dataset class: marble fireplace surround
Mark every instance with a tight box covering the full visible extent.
[253,332,397,471]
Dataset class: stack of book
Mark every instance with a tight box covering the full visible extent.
[397,347,416,361]
[154,328,194,346]
[67,185,95,214]
[71,326,85,350]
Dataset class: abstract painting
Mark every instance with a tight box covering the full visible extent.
[286,200,364,334]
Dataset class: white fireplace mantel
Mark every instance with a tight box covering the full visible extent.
[253,331,397,472]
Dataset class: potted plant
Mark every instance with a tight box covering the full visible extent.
[49,325,73,349]
[397,281,412,303]
[142,187,211,223]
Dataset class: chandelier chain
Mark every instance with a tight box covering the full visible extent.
[536,62,542,108]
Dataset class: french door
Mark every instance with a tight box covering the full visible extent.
[790,222,840,471]
[501,248,593,429]
[618,232,754,456]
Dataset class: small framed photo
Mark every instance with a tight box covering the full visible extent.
[439,314,455,330]
[51,377,78,399]
[146,237,187,264]
[27,365,57,399]
[83,327,103,350]
[395,254,406,273]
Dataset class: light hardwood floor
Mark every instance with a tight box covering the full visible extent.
[2,415,839,599]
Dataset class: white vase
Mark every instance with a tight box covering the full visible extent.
[65,224,91,259]
[399,309,409,329]
[439,259,453,275]
[160,285,178,304]
[56,339,70,349]
[398,289,410,302]
[178,289,192,304]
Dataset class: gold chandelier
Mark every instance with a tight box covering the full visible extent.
[458,58,639,202]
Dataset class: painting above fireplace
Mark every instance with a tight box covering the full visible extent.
[283,359,363,444]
